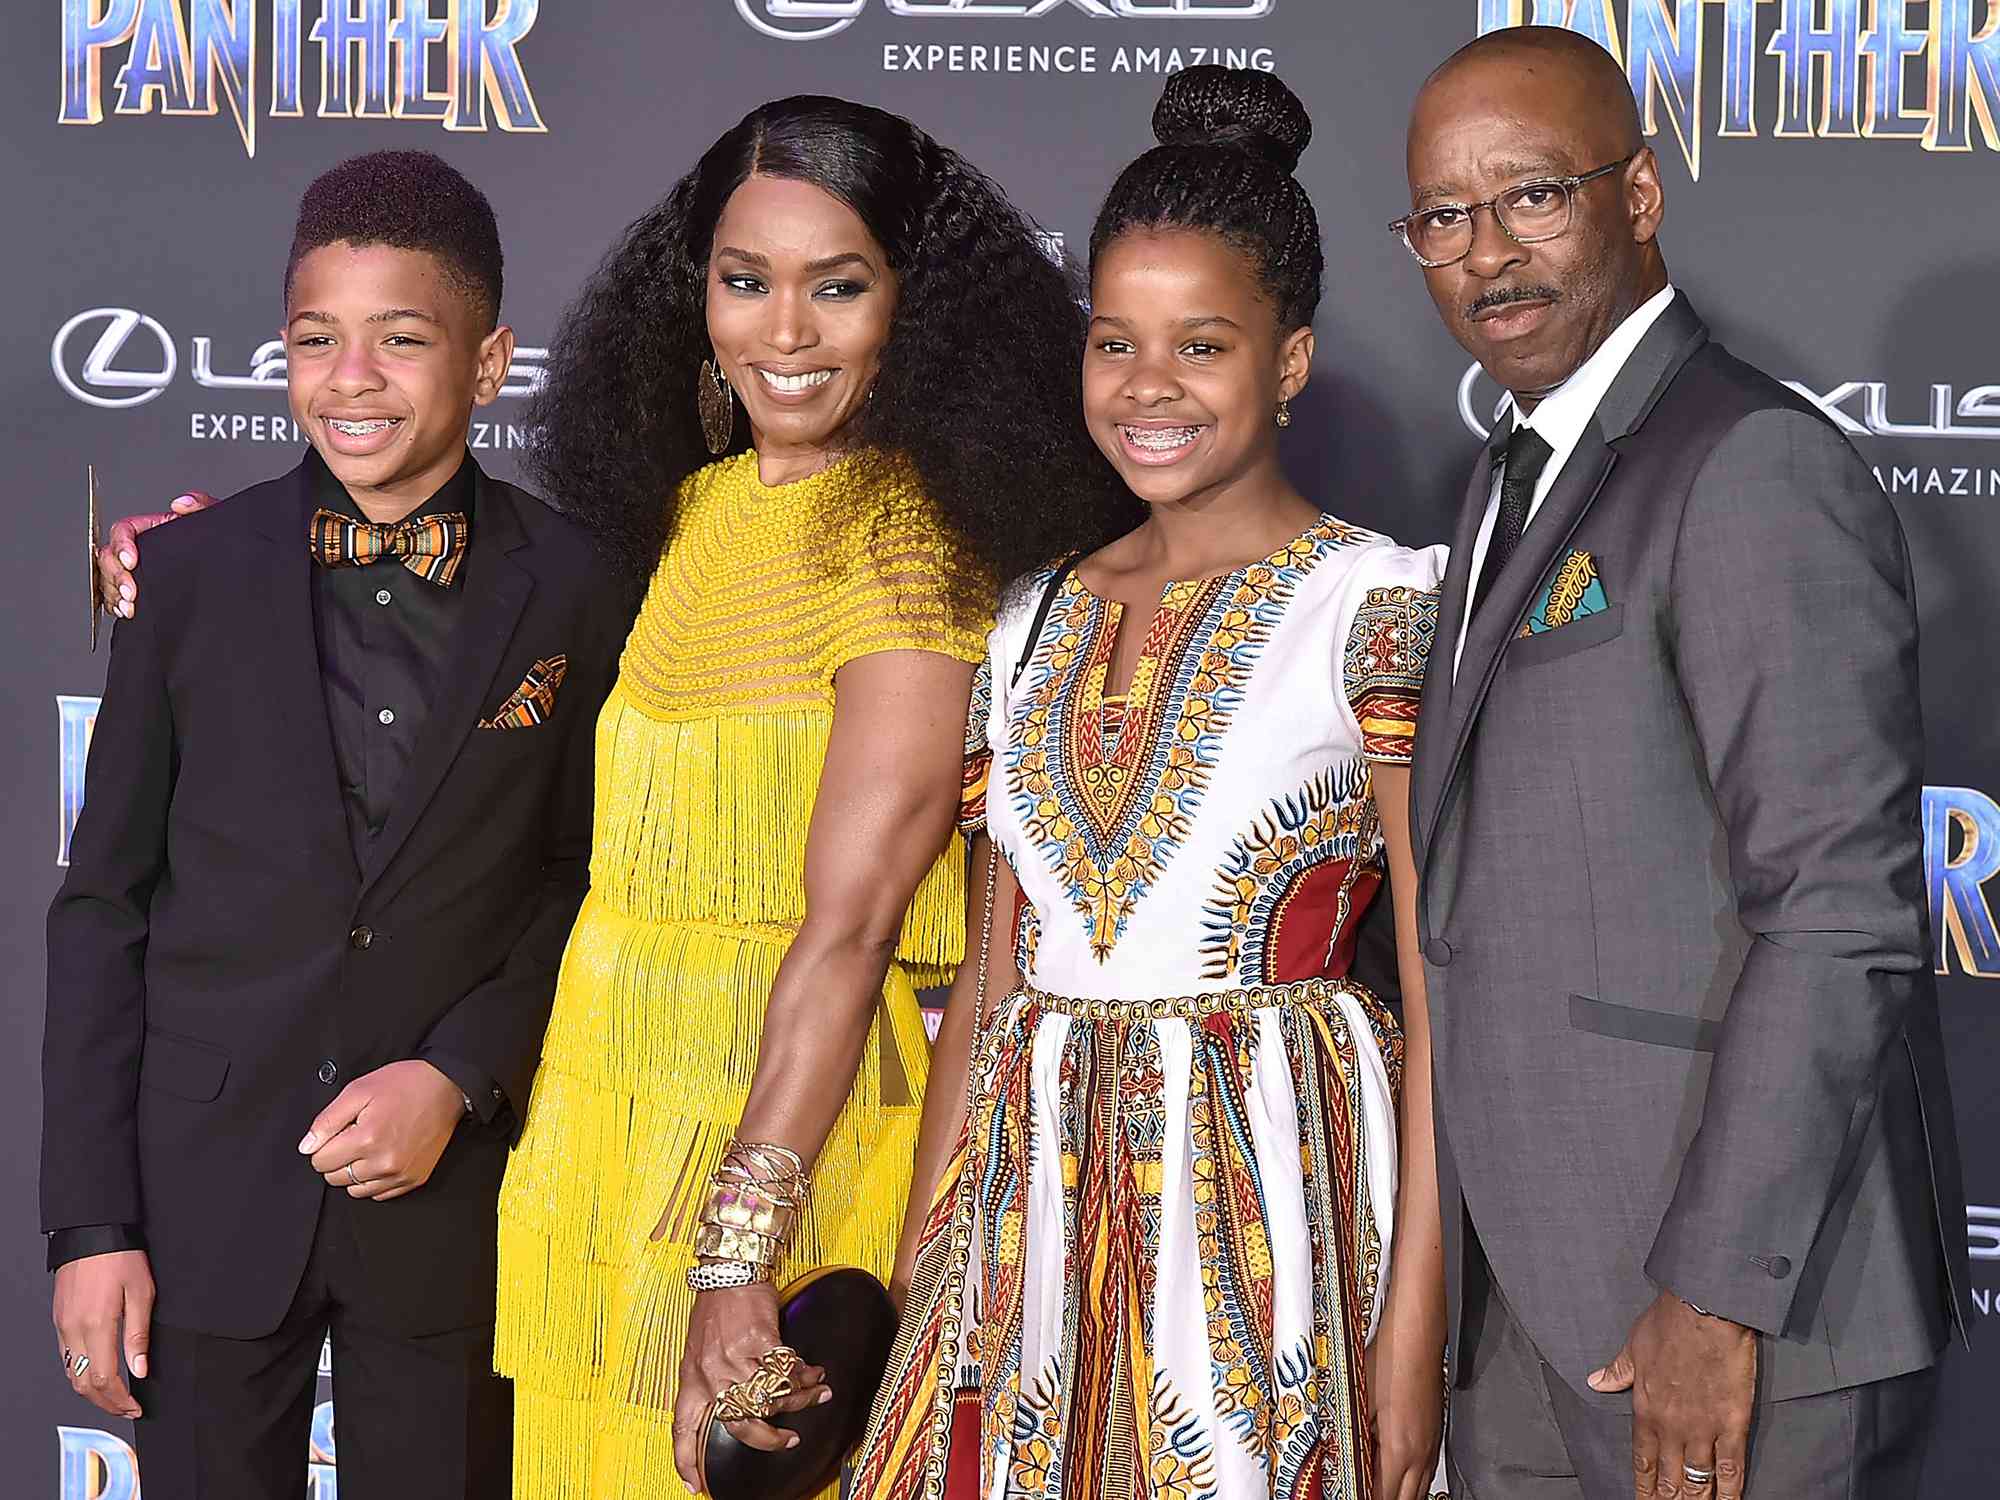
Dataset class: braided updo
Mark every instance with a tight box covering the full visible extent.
[1090,66,1324,331]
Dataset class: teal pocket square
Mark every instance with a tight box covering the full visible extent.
[1521,548,1609,636]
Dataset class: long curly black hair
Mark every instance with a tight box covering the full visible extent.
[1090,67,1324,332]
[525,95,1135,616]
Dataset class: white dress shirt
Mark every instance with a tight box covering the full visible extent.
[1453,283,1677,677]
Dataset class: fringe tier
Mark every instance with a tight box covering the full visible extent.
[587,695,964,980]
[496,695,958,1500]
[497,906,934,1498]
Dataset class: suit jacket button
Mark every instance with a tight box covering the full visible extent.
[1424,937,1454,967]
[318,1060,338,1086]
[1765,1254,1793,1279]
[349,925,373,950]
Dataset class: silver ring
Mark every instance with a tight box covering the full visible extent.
[345,1163,362,1187]
[61,1347,74,1371]
[72,1355,92,1379]
[1682,1465,1715,1487]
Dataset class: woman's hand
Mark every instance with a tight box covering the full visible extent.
[670,1283,830,1494]
[98,491,215,618]
[1369,1311,1447,1500]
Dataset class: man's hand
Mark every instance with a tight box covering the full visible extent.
[299,1060,465,1202]
[1589,1290,1757,1500]
[97,492,215,619]
[52,1250,153,1419]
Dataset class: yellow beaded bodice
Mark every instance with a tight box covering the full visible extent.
[589,451,987,962]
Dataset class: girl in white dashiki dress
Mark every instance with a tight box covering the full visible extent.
[855,67,1450,1500]
[860,518,1446,1500]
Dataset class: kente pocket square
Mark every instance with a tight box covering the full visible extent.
[1520,548,1609,637]
[479,655,567,729]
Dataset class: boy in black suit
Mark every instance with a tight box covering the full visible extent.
[43,151,625,1496]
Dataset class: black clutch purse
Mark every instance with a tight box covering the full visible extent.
[697,1266,899,1500]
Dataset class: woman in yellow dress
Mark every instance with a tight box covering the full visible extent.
[492,96,1135,1497]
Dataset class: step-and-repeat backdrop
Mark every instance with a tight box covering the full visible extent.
[8,3,1997,1494]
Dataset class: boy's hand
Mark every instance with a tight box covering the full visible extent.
[97,492,216,619]
[53,1250,153,1419]
[299,1060,465,1202]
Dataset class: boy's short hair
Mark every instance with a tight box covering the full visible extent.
[284,150,504,328]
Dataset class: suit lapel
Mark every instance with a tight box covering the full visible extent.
[1436,431,1619,801]
[1412,453,1493,857]
[1420,295,1711,846]
[360,466,534,893]
[248,463,358,883]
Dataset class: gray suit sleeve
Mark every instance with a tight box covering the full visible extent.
[1646,408,1930,1336]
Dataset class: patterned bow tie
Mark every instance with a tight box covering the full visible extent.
[308,508,471,587]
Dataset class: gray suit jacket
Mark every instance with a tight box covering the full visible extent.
[1412,296,1971,1404]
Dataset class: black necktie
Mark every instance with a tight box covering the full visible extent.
[1470,423,1555,621]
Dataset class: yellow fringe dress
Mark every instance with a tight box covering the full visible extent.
[495,451,985,1498]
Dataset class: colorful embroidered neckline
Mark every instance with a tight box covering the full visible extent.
[1007,515,1362,960]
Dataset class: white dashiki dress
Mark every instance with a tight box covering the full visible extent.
[854,515,1446,1500]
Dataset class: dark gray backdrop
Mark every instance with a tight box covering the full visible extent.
[10,3,1997,1495]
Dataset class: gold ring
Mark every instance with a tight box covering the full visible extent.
[711,1374,774,1424]
[709,1343,806,1424]
[756,1344,801,1381]
[710,1383,764,1423]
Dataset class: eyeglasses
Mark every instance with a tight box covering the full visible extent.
[1388,154,1637,269]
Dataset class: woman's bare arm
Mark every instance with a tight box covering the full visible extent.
[888,835,1023,1304]
[1370,762,1448,1500]
[669,647,974,1486]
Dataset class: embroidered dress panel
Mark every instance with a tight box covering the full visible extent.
[494,451,985,1500]
[856,519,1446,1500]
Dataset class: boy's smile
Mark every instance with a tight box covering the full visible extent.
[284,240,513,523]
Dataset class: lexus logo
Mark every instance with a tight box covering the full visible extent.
[736,0,1274,39]
[1457,362,1507,442]
[735,0,861,39]
[51,308,549,408]
[1455,360,2000,443]
[51,308,177,410]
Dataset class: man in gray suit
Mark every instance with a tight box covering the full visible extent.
[1394,28,1969,1500]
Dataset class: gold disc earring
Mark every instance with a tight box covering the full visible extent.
[1275,399,1293,429]
[698,358,735,456]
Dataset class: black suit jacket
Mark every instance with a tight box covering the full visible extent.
[43,456,627,1339]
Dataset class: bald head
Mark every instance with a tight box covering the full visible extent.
[1400,25,1668,405]
[1417,26,1643,169]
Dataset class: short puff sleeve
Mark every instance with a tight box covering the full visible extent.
[959,557,1071,836]
[958,651,996,837]
[1337,542,1446,765]
[817,480,989,685]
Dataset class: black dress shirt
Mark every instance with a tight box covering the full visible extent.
[49,452,509,1272]
[311,448,474,845]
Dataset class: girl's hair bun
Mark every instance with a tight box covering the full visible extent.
[1151,64,1311,174]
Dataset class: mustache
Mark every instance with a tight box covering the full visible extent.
[1465,285,1563,319]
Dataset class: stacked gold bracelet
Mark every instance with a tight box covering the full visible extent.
[684,1138,810,1293]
